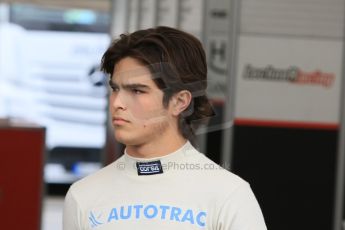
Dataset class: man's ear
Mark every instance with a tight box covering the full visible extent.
[171,90,192,116]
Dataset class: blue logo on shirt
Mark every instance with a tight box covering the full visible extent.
[89,204,207,228]
[89,211,104,228]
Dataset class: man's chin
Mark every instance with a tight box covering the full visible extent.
[114,133,137,146]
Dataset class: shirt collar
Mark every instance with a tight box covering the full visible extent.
[121,141,196,176]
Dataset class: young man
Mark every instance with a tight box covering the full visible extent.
[63,26,267,230]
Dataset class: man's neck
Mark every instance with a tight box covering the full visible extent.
[125,135,187,159]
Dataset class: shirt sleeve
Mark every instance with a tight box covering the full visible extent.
[63,188,82,230]
[216,183,267,230]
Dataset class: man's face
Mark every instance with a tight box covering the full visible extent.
[109,57,174,146]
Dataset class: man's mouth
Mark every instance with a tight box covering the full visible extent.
[112,117,130,125]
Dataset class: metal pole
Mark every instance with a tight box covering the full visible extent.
[195,0,208,153]
[333,2,345,229]
[220,0,241,170]
[176,0,182,29]
[110,0,129,38]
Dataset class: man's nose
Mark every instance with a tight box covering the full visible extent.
[111,92,126,111]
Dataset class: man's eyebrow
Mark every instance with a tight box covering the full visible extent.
[108,80,150,90]
[122,83,150,90]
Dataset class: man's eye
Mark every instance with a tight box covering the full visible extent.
[110,86,119,92]
[132,89,144,94]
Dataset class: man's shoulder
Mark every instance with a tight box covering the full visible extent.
[68,156,125,194]
[193,153,248,191]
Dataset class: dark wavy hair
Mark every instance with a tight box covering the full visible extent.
[101,26,214,144]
